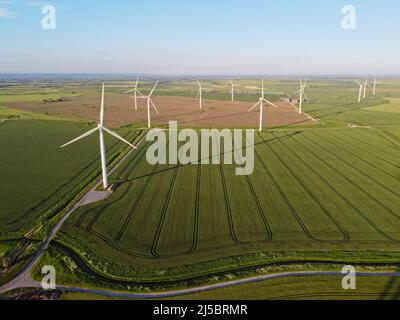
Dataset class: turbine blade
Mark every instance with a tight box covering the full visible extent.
[263,99,279,109]
[248,101,260,112]
[103,127,137,149]
[136,90,145,97]
[148,81,159,97]
[124,88,135,94]
[261,78,264,98]
[100,84,105,126]
[60,127,99,148]
[135,77,139,89]
[302,91,311,103]
[150,98,160,114]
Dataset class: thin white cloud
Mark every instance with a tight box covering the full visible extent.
[26,1,49,6]
[0,7,13,17]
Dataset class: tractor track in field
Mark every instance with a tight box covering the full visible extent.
[245,175,273,241]
[346,129,400,158]
[310,132,400,195]
[80,136,150,231]
[327,131,400,177]
[356,127,400,149]
[152,160,202,258]
[301,134,400,220]
[113,161,162,246]
[77,136,201,260]
[328,130,400,174]
[382,130,400,148]
[76,134,149,232]
[219,164,241,245]
[151,165,180,257]
[336,130,400,169]
[254,137,321,243]
[282,132,400,243]
[83,183,134,231]
[265,133,349,242]
[240,135,273,241]
[219,162,272,245]
[289,134,400,242]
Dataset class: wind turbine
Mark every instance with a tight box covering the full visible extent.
[136,81,159,128]
[61,84,137,190]
[355,81,363,103]
[296,79,310,115]
[363,78,371,100]
[248,78,279,132]
[229,80,234,102]
[195,79,202,109]
[373,78,377,96]
[124,77,144,111]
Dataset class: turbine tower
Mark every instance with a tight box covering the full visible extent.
[61,84,137,190]
[229,80,234,102]
[373,78,377,96]
[124,77,144,111]
[195,79,202,109]
[355,81,363,103]
[296,79,310,115]
[136,81,159,128]
[363,78,371,100]
[248,78,279,132]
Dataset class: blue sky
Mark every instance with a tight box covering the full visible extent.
[1,0,400,75]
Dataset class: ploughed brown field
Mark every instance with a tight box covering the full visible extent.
[8,93,319,128]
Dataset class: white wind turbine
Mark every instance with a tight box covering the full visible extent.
[355,80,363,103]
[373,78,377,96]
[248,78,279,132]
[61,84,137,190]
[296,79,310,115]
[363,78,371,100]
[136,81,159,128]
[124,77,144,111]
[229,80,234,102]
[195,79,202,109]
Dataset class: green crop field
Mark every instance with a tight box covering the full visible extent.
[58,118,400,282]
[0,119,141,236]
